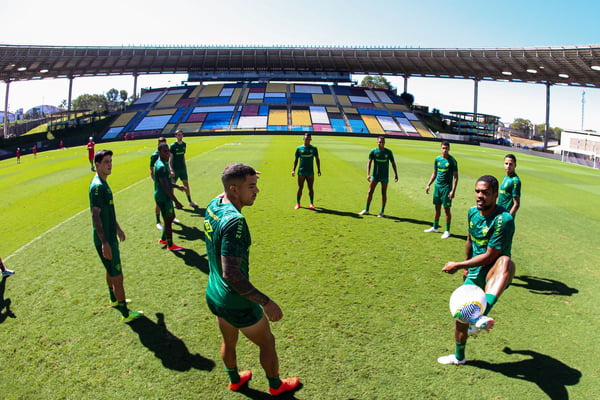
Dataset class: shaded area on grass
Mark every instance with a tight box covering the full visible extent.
[313,206,363,219]
[171,248,209,274]
[128,312,215,372]
[512,275,579,296]
[0,277,16,323]
[180,207,206,218]
[469,347,581,400]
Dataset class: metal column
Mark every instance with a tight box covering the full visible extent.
[67,76,74,120]
[544,83,551,150]
[3,80,9,139]
[473,79,479,117]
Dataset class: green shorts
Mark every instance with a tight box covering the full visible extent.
[206,297,264,328]
[371,176,389,184]
[95,241,123,277]
[156,200,175,219]
[433,185,452,208]
[172,168,188,182]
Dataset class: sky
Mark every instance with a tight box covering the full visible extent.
[1,0,599,132]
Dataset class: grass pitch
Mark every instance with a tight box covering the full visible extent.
[1,135,599,399]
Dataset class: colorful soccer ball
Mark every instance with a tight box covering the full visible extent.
[449,284,487,323]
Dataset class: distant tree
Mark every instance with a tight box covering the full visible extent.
[73,94,109,113]
[360,75,394,90]
[400,92,415,107]
[510,118,533,136]
[119,90,128,103]
[536,124,563,141]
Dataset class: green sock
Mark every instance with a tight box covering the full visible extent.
[485,294,498,315]
[225,367,240,383]
[380,204,386,214]
[296,196,301,203]
[116,302,129,317]
[434,219,439,229]
[446,222,451,232]
[187,195,192,202]
[108,287,117,303]
[455,342,466,361]
[155,214,161,224]
[161,230,166,241]
[310,195,314,203]
[167,237,173,247]
[268,375,282,389]
[365,203,370,212]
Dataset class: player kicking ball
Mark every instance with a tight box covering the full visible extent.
[438,175,515,365]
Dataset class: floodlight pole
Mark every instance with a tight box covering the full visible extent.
[544,82,551,150]
[3,80,9,139]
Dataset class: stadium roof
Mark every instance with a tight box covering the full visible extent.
[1,44,600,88]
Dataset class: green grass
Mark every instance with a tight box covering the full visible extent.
[1,135,599,399]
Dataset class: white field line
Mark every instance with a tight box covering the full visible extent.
[6,178,148,261]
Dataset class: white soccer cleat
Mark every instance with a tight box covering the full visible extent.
[377,213,385,218]
[437,354,466,365]
[2,269,15,277]
[441,231,451,239]
[358,210,369,216]
[424,227,439,233]
[475,315,495,332]
[156,223,163,230]
[173,218,180,224]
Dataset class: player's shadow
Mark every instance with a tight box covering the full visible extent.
[171,248,209,274]
[127,312,215,372]
[468,347,581,400]
[235,382,303,400]
[174,224,206,243]
[313,207,363,219]
[181,207,206,217]
[0,277,16,323]
[511,275,578,296]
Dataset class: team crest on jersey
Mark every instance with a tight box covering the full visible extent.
[482,226,489,235]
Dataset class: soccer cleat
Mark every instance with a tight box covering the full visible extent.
[228,370,252,391]
[167,244,185,251]
[377,213,385,218]
[189,201,198,207]
[437,354,466,365]
[110,298,131,307]
[467,323,479,337]
[269,377,300,396]
[122,310,143,323]
[294,203,301,210]
[358,210,369,216]
[309,203,315,210]
[441,231,451,239]
[424,227,439,233]
[474,315,495,332]
[173,218,180,224]
[158,239,168,245]
[1,269,15,277]
[156,223,163,230]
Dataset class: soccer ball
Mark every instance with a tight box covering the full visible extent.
[449,284,487,324]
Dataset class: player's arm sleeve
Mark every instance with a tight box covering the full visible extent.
[488,214,514,250]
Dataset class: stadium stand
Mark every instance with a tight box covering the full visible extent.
[103,83,434,139]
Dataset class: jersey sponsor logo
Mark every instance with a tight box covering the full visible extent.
[204,220,214,242]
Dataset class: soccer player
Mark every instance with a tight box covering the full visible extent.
[424,141,459,239]
[438,175,515,365]
[16,148,21,164]
[169,129,198,207]
[89,149,142,323]
[87,137,95,171]
[358,136,398,217]
[291,133,321,210]
[150,137,179,230]
[0,256,15,278]
[32,144,37,159]
[498,154,521,218]
[155,143,185,251]
[204,163,300,396]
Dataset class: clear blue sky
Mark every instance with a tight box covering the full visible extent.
[1,0,599,131]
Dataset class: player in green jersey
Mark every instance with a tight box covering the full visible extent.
[204,163,300,396]
[498,154,521,218]
[89,149,142,323]
[358,136,399,217]
[169,129,198,207]
[150,137,171,230]
[155,143,185,251]
[424,141,459,239]
[292,133,321,210]
[438,175,516,365]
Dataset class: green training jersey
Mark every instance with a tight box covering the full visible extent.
[169,141,187,170]
[369,147,395,180]
[434,155,458,188]
[204,197,253,309]
[294,144,319,176]
[498,174,521,212]
[150,150,159,172]
[153,158,172,203]
[467,204,514,263]
[89,175,117,246]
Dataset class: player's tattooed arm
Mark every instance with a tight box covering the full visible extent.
[221,255,271,306]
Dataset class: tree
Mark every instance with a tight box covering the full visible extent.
[510,118,533,136]
[360,75,394,90]
[73,94,109,113]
